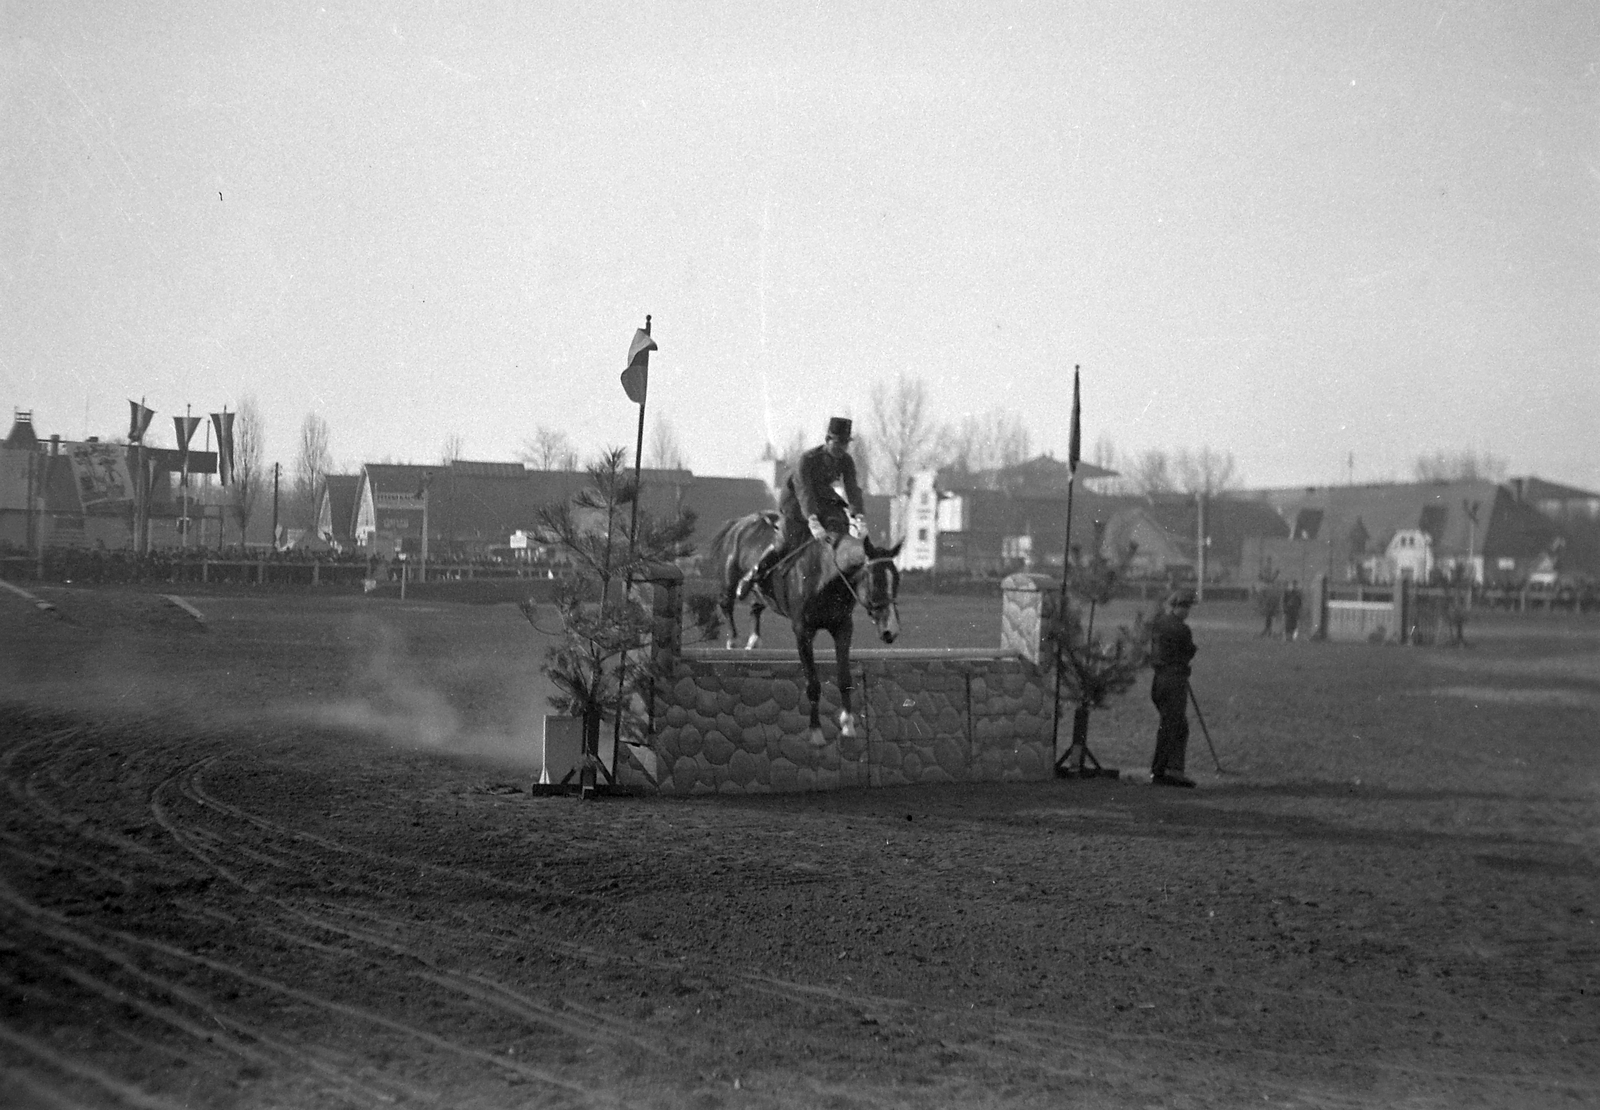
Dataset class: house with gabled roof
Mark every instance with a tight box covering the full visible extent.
[1236,479,1561,584]
[1507,476,1600,523]
[315,475,361,549]
[351,460,772,562]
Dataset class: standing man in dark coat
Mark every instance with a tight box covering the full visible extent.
[738,416,867,598]
[1282,580,1304,640]
[1149,587,1199,788]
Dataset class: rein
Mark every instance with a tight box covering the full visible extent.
[830,545,899,622]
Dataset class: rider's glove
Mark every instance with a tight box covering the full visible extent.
[808,515,828,541]
[850,513,869,539]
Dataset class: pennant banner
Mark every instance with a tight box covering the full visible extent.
[173,414,202,479]
[128,400,155,443]
[173,415,201,448]
[620,326,656,405]
[210,411,235,486]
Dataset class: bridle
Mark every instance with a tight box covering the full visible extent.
[831,545,900,628]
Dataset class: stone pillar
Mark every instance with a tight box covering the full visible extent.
[1310,572,1328,640]
[1395,573,1413,645]
[1001,572,1059,667]
[636,562,684,668]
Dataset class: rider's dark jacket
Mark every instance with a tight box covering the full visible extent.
[780,445,865,531]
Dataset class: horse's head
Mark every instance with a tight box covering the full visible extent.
[856,536,903,643]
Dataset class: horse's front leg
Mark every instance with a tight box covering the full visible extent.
[721,594,739,651]
[832,621,858,738]
[721,561,741,650]
[746,601,764,650]
[796,627,825,746]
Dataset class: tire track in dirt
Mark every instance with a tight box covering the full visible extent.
[171,754,1600,1106]
[152,760,667,1056]
[0,1022,186,1110]
[1,728,621,1107]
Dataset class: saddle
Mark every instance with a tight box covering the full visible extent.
[749,531,864,606]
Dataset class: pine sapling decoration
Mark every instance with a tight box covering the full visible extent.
[1049,538,1150,776]
[519,447,711,791]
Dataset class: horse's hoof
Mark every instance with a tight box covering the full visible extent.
[839,712,857,739]
[745,634,761,650]
[807,727,827,748]
[724,637,737,650]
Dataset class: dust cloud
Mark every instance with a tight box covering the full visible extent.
[289,618,555,771]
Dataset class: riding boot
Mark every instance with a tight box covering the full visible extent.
[738,546,782,599]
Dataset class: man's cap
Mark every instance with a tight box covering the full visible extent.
[1167,588,1197,607]
[827,416,853,441]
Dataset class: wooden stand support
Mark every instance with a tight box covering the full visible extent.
[1054,704,1119,780]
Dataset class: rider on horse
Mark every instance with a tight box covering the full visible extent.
[737,416,867,599]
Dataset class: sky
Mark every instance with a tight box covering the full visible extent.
[4,1,1597,493]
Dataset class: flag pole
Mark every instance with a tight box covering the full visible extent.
[607,314,652,796]
[627,315,651,553]
[181,405,191,550]
[1049,369,1079,769]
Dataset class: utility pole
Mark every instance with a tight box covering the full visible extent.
[416,470,434,584]
[1195,489,1207,603]
[271,463,281,550]
[1463,498,1481,608]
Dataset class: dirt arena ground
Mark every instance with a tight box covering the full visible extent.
[2,584,1597,1108]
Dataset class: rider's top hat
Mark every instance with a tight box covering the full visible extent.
[827,416,853,441]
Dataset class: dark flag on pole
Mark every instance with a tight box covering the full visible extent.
[620,326,657,405]
[210,410,235,486]
[1068,369,1082,475]
[128,400,155,443]
[173,415,201,480]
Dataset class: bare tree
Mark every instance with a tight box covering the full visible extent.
[1175,446,1239,498]
[1087,434,1134,494]
[1414,448,1508,483]
[942,409,1032,475]
[645,417,688,471]
[868,373,939,496]
[1129,449,1176,496]
[293,413,333,532]
[519,425,578,471]
[230,396,266,545]
[440,433,465,465]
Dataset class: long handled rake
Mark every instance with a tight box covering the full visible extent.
[1187,682,1227,774]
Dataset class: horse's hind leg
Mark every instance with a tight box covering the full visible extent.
[797,629,825,746]
[746,602,764,650]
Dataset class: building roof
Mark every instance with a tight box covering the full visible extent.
[937,453,1117,495]
[1236,479,1558,560]
[1508,476,1600,504]
[1116,495,1291,565]
[5,413,38,449]
[357,462,774,557]
[323,474,361,542]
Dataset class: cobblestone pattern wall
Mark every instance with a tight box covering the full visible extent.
[615,570,1060,795]
[621,654,1053,795]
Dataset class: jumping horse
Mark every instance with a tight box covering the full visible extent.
[709,512,902,746]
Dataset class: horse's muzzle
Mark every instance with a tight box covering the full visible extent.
[879,629,897,644]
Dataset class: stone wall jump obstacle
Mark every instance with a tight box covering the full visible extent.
[614,568,1066,795]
